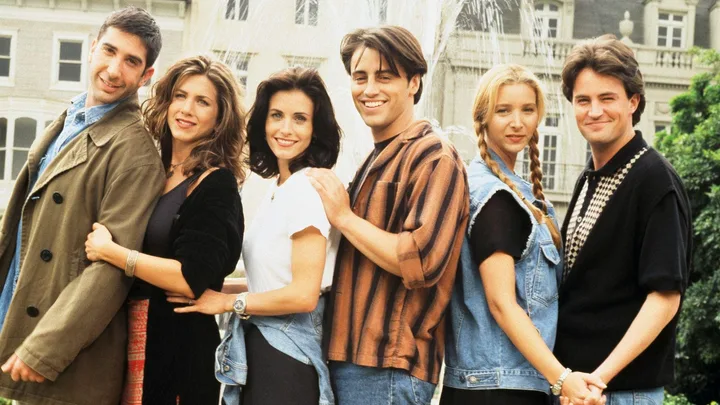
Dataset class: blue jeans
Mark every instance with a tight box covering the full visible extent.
[605,387,664,405]
[329,361,436,405]
[553,387,664,405]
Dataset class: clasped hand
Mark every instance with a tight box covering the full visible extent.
[560,372,607,405]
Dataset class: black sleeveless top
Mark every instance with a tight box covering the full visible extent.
[130,173,200,299]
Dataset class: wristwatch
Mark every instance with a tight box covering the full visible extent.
[232,292,250,320]
[551,368,572,395]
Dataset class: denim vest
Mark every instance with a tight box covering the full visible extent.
[443,154,563,393]
[216,296,334,405]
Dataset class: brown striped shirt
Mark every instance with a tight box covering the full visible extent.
[327,120,469,384]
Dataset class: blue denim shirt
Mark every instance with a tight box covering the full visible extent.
[443,153,563,393]
[0,93,121,331]
[217,296,334,405]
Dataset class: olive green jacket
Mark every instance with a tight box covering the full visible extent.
[0,95,165,405]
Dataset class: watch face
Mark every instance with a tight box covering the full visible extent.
[233,297,244,313]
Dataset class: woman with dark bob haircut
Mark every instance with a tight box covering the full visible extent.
[171,67,342,405]
[85,55,246,404]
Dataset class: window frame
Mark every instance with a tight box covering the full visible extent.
[295,0,319,26]
[533,1,562,39]
[0,115,46,181]
[225,0,249,21]
[539,114,559,191]
[50,33,88,92]
[656,11,686,48]
[215,51,251,88]
[0,29,18,87]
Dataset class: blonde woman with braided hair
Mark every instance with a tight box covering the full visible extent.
[442,64,606,405]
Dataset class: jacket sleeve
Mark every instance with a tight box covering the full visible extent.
[397,154,469,289]
[15,161,165,381]
[174,172,243,299]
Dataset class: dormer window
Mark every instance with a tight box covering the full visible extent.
[534,1,561,39]
[657,12,686,48]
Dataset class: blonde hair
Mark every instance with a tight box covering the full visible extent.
[472,64,561,249]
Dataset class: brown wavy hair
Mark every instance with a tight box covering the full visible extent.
[472,64,561,249]
[142,55,247,184]
[561,34,645,126]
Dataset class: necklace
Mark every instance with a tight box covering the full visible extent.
[166,160,186,178]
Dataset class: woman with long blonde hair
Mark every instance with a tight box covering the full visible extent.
[442,64,606,405]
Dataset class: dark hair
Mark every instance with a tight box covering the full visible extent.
[143,55,247,184]
[340,26,428,104]
[247,67,342,179]
[98,6,162,70]
[561,34,645,125]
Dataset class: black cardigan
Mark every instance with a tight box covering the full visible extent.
[171,168,244,298]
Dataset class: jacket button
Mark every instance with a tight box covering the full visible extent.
[468,375,478,383]
[52,192,63,204]
[26,306,40,317]
[223,365,230,372]
[40,249,53,262]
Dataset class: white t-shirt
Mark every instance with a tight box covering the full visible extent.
[243,168,339,293]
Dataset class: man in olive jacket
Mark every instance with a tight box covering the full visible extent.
[0,7,165,405]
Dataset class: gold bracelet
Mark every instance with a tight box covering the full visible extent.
[125,250,139,277]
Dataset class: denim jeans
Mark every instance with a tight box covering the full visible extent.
[330,361,436,405]
[553,387,664,405]
[604,387,664,405]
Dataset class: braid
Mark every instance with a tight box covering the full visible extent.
[528,130,547,212]
[479,131,562,250]
[526,130,562,249]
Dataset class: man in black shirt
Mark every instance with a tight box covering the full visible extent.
[554,35,692,404]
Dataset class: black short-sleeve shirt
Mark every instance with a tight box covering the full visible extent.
[469,191,531,265]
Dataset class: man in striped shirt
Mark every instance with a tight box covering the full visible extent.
[308,26,469,404]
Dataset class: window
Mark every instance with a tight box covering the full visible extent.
[585,142,592,164]
[540,115,559,190]
[52,34,88,90]
[284,55,323,70]
[366,0,387,23]
[533,1,561,39]
[0,118,6,179]
[11,118,35,180]
[517,147,530,179]
[0,30,17,85]
[0,117,37,181]
[457,0,488,32]
[215,51,251,87]
[657,12,685,48]
[655,122,671,135]
[295,0,319,26]
[225,0,249,21]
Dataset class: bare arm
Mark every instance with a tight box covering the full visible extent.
[593,291,681,383]
[481,252,605,404]
[173,227,327,316]
[87,228,194,298]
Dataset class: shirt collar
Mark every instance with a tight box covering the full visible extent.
[68,92,124,128]
[586,130,648,176]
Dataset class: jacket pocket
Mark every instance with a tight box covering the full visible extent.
[530,243,560,307]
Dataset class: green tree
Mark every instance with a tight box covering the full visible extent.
[656,48,720,405]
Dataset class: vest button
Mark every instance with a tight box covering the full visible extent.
[40,249,53,262]
[26,306,40,317]
[52,192,64,204]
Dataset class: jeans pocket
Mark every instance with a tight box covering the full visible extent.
[409,375,436,405]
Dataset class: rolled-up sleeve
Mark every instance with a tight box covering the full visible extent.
[174,175,243,299]
[397,154,469,289]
